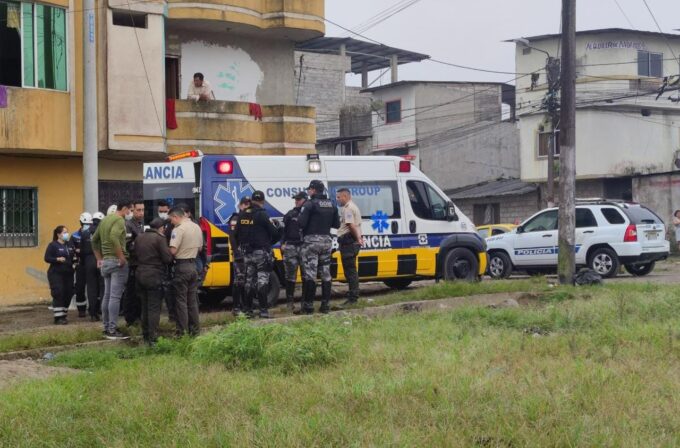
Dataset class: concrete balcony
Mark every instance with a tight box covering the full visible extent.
[167,100,316,155]
[166,0,324,41]
[0,87,73,154]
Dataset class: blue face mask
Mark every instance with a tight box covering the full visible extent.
[82,224,90,231]
[61,232,70,242]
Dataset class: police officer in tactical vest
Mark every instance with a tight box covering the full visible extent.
[233,190,281,318]
[72,212,94,318]
[227,196,251,316]
[281,191,307,311]
[297,180,340,314]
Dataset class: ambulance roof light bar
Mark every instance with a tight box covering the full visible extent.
[306,153,322,173]
[166,150,204,162]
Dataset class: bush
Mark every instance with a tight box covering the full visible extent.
[153,317,351,374]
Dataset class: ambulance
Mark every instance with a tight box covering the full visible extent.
[143,151,487,305]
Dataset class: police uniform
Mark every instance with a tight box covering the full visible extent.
[227,208,247,314]
[71,226,90,317]
[282,191,307,310]
[298,180,340,313]
[122,217,144,325]
[338,199,363,303]
[134,225,173,344]
[75,224,102,319]
[233,191,280,318]
[170,217,204,335]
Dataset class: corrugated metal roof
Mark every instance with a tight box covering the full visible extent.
[360,80,512,94]
[296,37,429,74]
[447,178,538,200]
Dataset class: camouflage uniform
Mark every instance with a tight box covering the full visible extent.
[244,249,274,314]
[301,235,333,283]
[283,244,303,283]
[297,182,340,314]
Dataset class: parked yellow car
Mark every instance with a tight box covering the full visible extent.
[476,224,517,239]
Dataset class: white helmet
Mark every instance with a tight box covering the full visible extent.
[92,212,105,221]
[107,205,117,215]
[79,212,93,224]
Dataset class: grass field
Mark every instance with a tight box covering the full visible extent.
[1,282,680,447]
[0,278,549,354]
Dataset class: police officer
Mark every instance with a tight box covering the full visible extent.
[227,196,251,316]
[233,190,280,319]
[90,212,106,319]
[168,206,204,336]
[281,191,307,311]
[297,180,340,314]
[72,212,93,318]
[122,200,145,325]
[134,218,173,345]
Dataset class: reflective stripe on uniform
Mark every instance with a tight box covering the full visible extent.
[53,307,68,317]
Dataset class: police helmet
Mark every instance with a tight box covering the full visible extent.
[106,204,117,215]
[92,212,105,221]
[79,212,93,225]
[308,180,325,193]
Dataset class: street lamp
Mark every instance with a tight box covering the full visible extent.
[515,38,560,207]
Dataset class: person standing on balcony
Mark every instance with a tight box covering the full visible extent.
[187,72,215,102]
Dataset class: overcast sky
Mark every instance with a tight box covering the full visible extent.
[326,0,680,86]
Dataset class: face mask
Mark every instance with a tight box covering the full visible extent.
[61,233,70,242]
[158,212,168,220]
[82,224,90,231]
[125,212,133,221]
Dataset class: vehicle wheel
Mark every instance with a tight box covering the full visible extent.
[624,262,655,277]
[588,247,619,278]
[487,251,513,279]
[443,248,479,282]
[199,289,227,307]
[384,279,413,290]
[267,272,281,307]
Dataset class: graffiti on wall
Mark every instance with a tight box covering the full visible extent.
[181,41,264,102]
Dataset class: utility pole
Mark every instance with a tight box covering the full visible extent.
[83,0,99,212]
[558,0,576,284]
[546,56,561,207]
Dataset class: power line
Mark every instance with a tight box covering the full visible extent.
[613,0,636,28]
[347,0,423,36]
[642,0,678,62]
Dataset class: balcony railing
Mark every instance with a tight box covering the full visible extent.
[166,99,316,155]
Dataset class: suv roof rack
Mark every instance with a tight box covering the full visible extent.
[574,198,637,207]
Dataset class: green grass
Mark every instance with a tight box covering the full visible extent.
[1,283,680,446]
[0,279,546,354]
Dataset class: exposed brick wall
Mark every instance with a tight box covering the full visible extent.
[454,191,542,226]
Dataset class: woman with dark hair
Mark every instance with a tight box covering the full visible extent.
[44,225,75,324]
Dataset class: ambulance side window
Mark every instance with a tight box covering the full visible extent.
[407,181,448,221]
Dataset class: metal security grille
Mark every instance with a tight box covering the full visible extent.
[0,187,38,248]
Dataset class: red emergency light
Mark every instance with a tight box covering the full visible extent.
[215,160,234,174]
[399,160,411,173]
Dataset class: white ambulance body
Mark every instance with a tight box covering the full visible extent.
[143,153,487,303]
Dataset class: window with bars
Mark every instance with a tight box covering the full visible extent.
[0,187,38,247]
[538,130,560,158]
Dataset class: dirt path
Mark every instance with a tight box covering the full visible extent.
[0,359,79,389]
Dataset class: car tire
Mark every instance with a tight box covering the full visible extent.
[199,289,227,307]
[487,251,513,279]
[443,248,479,282]
[384,279,413,290]
[624,262,655,277]
[588,247,619,278]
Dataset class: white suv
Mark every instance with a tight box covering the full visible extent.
[486,200,670,279]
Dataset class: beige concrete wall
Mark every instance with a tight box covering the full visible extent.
[106,7,166,154]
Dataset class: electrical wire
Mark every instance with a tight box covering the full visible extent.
[613,0,636,29]
[642,0,679,62]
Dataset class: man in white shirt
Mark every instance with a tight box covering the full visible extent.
[187,72,215,102]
